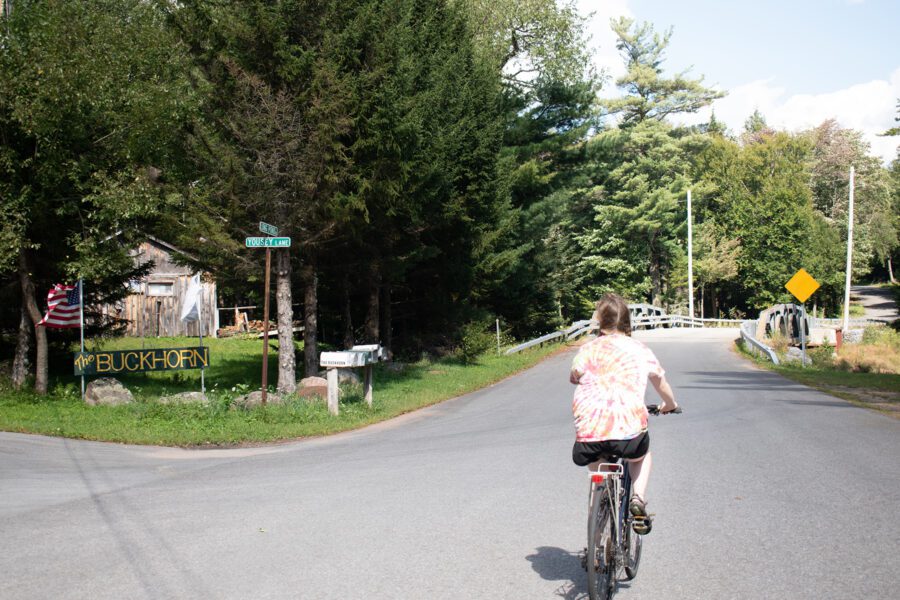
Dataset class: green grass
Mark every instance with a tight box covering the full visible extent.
[0,336,565,446]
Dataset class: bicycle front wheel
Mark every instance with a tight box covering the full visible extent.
[622,518,642,581]
[586,486,615,600]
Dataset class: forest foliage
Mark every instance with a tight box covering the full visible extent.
[1,0,898,393]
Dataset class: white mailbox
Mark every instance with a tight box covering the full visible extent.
[320,351,368,368]
[319,344,385,416]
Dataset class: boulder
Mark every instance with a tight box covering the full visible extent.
[84,378,134,406]
[783,347,806,364]
[233,391,283,409]
[317,368,361,385]
[842,329,864,345]
[299,376,327,388]
[158,391,208,405]
[297,385,327,401]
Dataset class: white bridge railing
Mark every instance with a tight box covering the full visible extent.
[504,306,741,355]
[504,302,885,362]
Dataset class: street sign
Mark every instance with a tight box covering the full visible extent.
[259,221,278,236]
[245,237,291,248]
[785,268,820,303]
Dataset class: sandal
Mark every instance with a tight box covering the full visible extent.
[630,495,652,535]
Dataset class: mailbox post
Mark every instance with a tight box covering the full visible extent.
[319,344,385,415]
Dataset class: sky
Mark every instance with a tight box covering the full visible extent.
[576,0,900,162]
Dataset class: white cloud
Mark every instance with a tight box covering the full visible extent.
[576,0,632,81]
[680,68,900,163]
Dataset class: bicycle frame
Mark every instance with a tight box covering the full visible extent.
[588,462,627,545]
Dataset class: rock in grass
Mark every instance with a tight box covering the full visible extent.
[297,385,327,401]
[298,376,329,401]
[233,391,283,408]
[158,391,208,405]
[316,369,361,385]
[84,378,133,406]
[299,376,327,388]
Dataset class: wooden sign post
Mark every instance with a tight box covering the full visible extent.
[247,223,290,405]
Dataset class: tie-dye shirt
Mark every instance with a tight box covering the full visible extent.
[571,333,665,442]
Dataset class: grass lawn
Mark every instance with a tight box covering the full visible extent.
[0,335,566,446]
[735,340,900,417]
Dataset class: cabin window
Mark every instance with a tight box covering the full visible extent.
[147,281,174,297]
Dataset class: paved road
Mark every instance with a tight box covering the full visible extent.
[2,329,899,599]
[852,285,898,322]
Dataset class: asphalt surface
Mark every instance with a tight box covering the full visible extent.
[852,285,898,322]
[2,329,898,599]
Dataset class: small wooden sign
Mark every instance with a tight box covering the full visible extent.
[74,347,210,376]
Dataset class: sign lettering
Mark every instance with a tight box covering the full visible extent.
[245,237,291,248]
[259,221,279,236]
[74,347,210,376]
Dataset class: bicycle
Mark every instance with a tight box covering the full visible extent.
[581,404,682,600]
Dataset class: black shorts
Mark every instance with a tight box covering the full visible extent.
[572,431,649,466]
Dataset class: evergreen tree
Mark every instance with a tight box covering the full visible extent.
[603,17,724,126]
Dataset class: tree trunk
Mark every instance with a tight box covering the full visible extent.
[649,252,662,306]
[302,261,318,378]
[363,263,381,343]
[11,302,31,389]
[342,274,354,349]
[699,283,704,320]
[889,256,896,284]
[18,251,48,394]
[381,283,392,359]
[274,248,296,394]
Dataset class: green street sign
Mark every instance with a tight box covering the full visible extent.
[259,221,279,236]
[245,237,291,248]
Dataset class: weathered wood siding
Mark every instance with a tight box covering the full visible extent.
[99,240,218,338]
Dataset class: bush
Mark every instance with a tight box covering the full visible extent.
[457,320,496,363]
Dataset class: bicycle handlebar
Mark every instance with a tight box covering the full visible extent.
[647,404,682,416]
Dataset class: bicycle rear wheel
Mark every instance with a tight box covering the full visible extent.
[586,486,615,600]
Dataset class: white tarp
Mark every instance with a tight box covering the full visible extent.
[180,273,202,322]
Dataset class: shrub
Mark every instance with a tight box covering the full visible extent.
[457,320,495,364]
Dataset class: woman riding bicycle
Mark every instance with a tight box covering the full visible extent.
[569,293,678,534]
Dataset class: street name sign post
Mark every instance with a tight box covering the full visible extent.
[245,231,291,404]
[785,268,821,367]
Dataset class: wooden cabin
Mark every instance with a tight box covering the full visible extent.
[100,237,219,338]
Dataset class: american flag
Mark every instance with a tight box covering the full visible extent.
[37,282,82,329]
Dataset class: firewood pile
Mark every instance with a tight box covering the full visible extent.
[217,319,275,338]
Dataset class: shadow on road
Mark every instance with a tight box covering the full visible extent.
[681,370,813,392]
[525,546,588,599]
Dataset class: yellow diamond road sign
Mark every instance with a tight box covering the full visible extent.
[785,269,820,303]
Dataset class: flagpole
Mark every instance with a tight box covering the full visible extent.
[79,278,85,402]
[198,279,205,396]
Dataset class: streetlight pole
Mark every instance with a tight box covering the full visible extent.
[687,189,694,323]
[842,166,855,332]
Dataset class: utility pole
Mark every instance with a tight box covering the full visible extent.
[687,189,694,323]
[842,166,855,333]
